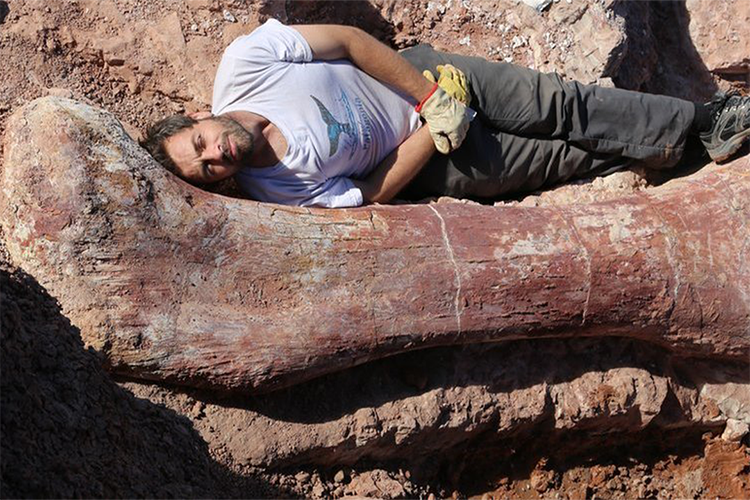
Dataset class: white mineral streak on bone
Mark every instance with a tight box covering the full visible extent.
[142,313,173,344]
[509,238,543,255]
[608,207,636,242]
[739,231,750,309]
[640,194,682,301]
[429,205,462,333]
[562,214,593,326]
[575,207,636,241]
[672,209,700,274]
[716,174,750,310]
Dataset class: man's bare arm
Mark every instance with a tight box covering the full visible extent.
[292,24,470,153]
[351,127,435,204]
[291,24,434,103]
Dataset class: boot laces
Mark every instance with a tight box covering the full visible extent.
[718,91,750,115]
[708,91,735,121]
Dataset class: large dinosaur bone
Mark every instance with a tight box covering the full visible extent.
[2,97,749,393]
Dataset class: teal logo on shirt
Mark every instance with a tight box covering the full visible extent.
[310,95,355,157]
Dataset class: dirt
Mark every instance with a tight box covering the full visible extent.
[1,0,749,498]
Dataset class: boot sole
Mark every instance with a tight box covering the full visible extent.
[709,127,750,163]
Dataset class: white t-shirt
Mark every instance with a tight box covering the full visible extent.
[211,19,422,208]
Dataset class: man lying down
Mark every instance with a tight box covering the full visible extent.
[140,20,750,208]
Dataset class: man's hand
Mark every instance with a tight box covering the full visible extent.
[422,64,471,106]
[416,66,471,154]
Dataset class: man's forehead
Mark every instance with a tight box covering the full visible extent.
[164,127,197,167]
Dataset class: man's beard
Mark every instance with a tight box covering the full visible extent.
[212,115,254,167]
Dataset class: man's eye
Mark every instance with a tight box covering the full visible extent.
[204,163,212,177]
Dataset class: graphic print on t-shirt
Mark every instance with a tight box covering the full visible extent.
[310,95,354,157]
[310,90,374,159]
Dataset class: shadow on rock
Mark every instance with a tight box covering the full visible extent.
[130,334,748,485]
[194,338,747,426]
[643,0,718,100]
[283,1,397,44]
[0,1,9,25]
[0,267,275,498]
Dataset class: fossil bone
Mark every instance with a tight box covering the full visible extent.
[2,97,748,393]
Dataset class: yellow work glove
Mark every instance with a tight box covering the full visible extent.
[417,64,471,154]
[422,64,471,106]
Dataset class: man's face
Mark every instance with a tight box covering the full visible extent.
[163,116,254,184]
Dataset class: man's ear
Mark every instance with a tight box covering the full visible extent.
[188,111,213,120]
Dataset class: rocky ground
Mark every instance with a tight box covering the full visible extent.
[1,0,749,498]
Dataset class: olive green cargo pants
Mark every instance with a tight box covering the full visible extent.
[400,45,696,200]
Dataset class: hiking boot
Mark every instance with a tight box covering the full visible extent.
[700,91,750,163]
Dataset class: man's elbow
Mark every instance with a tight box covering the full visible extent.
[366,193,388,204]
[353,180,391,205]
[363,190,394,205]
[340,25,369,56]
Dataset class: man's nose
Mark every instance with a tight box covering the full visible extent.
[203,141,225,162]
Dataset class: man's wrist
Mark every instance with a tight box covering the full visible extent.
[415,83,440,113]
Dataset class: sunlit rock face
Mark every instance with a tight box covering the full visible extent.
[686,0,750,78]
[2,1,749,496]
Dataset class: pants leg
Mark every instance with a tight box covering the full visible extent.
[401,44,695,167]
[399,118,633,201]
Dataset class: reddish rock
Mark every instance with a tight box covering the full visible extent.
[687,0,750,79]
[292,0,632,85]
[2,2,749,498]
[118,343,748,468]
[345,470,406,499]
[2,97,749,395]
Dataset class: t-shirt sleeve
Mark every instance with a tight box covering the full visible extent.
[234,172,364,208]
[300,177,364,208]
[224,19,313,64]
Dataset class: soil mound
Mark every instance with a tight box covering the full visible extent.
[0,255,269,497]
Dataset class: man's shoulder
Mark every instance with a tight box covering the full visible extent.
[221,19,312,66]
[222,20,266,56]
[222,19,284,57]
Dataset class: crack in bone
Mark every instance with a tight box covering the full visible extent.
[640,193,683,302]
[562,214,593,326]
[429,205,462,333]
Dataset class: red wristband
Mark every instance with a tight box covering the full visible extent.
[415,82,440,113]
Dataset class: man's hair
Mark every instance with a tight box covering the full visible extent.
[139,114,198,174]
